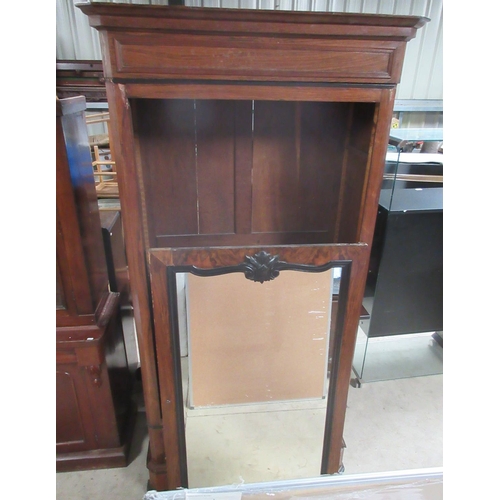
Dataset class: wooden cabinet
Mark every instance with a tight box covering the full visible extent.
[56,97,108,325]
[56,96,135,471]
[78,3,427,490]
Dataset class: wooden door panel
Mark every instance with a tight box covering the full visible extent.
[56,365,96,453]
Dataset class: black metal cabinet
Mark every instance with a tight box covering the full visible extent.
[366,187,443,337]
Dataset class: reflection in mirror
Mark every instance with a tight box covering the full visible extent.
[175,268,343,487]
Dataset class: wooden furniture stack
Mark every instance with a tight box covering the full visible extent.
[56,61,121,199]
[86,111,121,200]
[78,3,427,490]
[56,60,107,103]
[56,96,135,471]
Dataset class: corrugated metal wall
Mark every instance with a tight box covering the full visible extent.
[56,0,443,100]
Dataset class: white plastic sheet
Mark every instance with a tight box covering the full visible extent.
[144,468,443,500]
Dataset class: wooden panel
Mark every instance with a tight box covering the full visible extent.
[187,270,332,406]
[135,99,198,237]
[234,101,253,234]
[358,90,397,246]
[125,83,384,103]
[149,244,367,274]
[297,102,349,232]
[80,3,427,40]
[196,100,236,235]
[337,103,376,243]
[60,1,442,99]
[56,349,77,365]
[252,101,348,237]
[56,100,94,317]
[338,147,370,243]
[112,34,398,83]
[349,102,376,152]
[155,230,335,249]
[56,367,94,452]
[252,101,298,233]
[136,99,359,243]
[59,99,109,311]
[56,371,85,446]
[135,99,252,239]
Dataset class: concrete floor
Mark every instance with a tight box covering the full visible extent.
[56,318,443,499]
[56,376,442,499]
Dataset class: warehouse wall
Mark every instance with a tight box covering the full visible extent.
[56,0,443,100]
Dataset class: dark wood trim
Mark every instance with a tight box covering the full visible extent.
[124,82,387,102]
[149,244,368,268]
[321,260,351,473]
[321,251,370,472]
[166,267,189,486]
[148,253,183,488]
[79,3,428,35]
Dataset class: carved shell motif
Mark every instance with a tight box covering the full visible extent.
[243,251,281,283]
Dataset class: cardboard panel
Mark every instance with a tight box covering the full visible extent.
[186,270,334,407]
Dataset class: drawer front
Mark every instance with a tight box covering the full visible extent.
[109,33,402,83]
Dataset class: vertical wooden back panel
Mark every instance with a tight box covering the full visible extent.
[337,102,376,243]
[135,99,198,237]
[196,100,238,235]
[252,101,350,237]
[134,99,362,245]
[298,102,349,233]
[252,101,299,233]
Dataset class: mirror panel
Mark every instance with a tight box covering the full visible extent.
[175,268,343,487]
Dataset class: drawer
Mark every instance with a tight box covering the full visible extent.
[109,33,404,84]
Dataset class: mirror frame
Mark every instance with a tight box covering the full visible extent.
[148,244,369,488]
